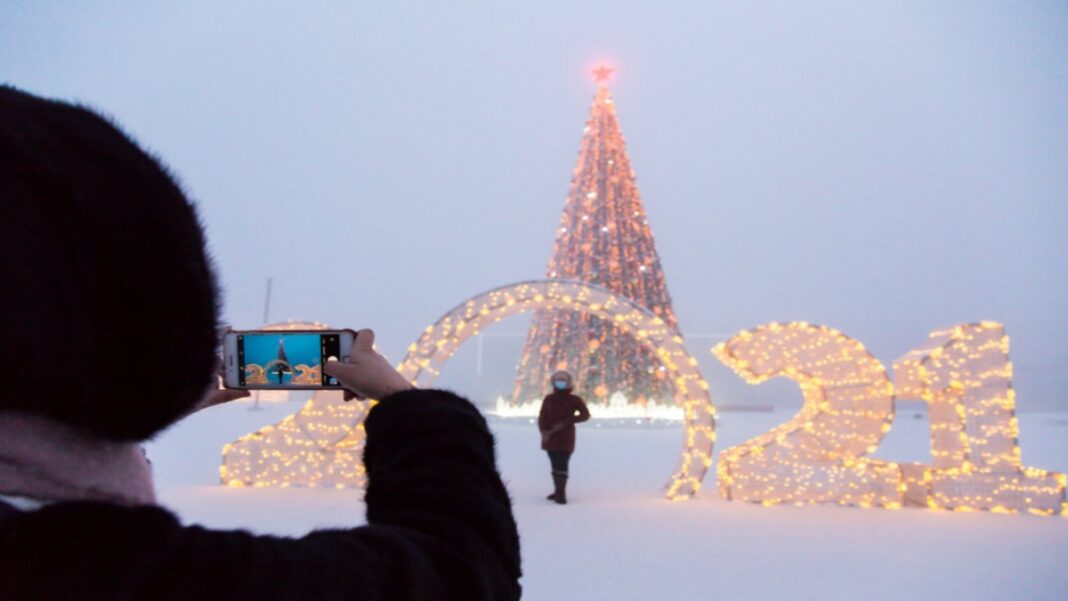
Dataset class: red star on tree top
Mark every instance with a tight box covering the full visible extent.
[591,64,615,84]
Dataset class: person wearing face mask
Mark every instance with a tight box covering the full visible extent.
[537,370,590,504]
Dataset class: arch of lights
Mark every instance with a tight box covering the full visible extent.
[221,281,716,499]
[713,321,1066,515]
[221,321,372,488]
[396,280,715,499]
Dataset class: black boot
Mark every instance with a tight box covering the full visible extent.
[550,473,568,505]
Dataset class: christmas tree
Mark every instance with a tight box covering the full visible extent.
[272,338,293,384]
[512,66,681,407]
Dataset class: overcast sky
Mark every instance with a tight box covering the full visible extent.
[3,2,1066,410]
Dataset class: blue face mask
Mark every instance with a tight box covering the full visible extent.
[553,380,568,390]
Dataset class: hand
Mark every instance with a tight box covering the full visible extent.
[190,352,250,415]
[540,422,563,444]
[323,329,413,401]
[196,381,251,411]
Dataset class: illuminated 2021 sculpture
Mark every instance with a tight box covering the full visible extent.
[712,322,902,508]
[221,321,371,488]
[714,321,1067,515]
[222,316,1062,513]
[221,281,716,499]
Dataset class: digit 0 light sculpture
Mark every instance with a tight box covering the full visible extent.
[220,282,716,499]
[513,65,682,408]
[712,322,903,508]
[221,321,371,488]
[398,280,715,499]
[893,322,1066,515]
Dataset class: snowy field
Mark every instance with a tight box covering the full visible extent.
[147,401,1068,601]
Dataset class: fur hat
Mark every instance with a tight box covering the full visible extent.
[550,371,573,387]
[0,85,219,441]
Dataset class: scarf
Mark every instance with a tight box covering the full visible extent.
[0,411,156,507]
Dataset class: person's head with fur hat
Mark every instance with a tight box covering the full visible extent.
[0,85,524,601]
[0,85,220,442]
[550,370,573,393]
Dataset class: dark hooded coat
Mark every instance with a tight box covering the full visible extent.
[0,390,522,600]
[537,390,590,452]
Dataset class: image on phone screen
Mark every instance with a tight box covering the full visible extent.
[237,332,341,387]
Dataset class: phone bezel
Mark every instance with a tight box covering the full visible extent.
[222,329,355,390]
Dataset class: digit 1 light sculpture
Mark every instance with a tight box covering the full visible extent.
[893,322,1067,515]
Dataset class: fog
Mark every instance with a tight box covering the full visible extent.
[3,2,1066,409]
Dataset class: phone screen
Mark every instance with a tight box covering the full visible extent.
[237,332,341,388]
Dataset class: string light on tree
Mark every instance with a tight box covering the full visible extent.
[514,65,684,409]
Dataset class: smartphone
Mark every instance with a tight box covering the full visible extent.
[222,329,355,389]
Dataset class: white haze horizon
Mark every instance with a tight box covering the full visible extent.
[2,2,1066,410]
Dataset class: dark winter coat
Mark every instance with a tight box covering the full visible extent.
[0,389,521,600]
[537,390,590,452]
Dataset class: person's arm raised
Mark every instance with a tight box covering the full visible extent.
[571,396,591,424]
[4,328,520,600]
[172,330,519,599]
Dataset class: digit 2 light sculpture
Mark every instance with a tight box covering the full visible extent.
[712,322,902,508]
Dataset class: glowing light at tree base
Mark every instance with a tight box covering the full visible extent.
[491,394,684,421]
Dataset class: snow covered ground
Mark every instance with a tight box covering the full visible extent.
[147,401,1068,601]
